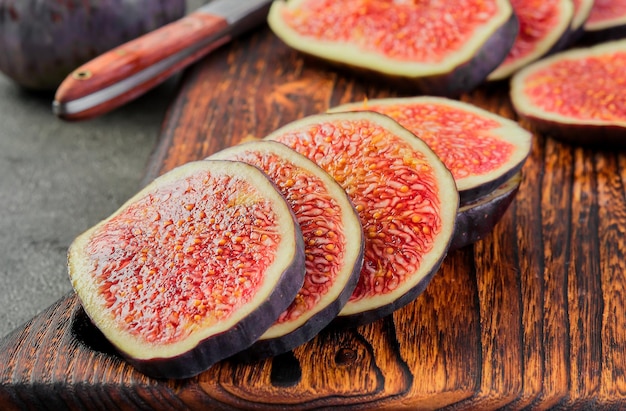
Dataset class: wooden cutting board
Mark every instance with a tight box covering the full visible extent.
[2,26,626,411]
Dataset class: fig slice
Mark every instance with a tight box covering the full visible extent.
[266,112,459,326]
[329,96,532,204]
[208,141,364,359]
[488,0,574,80]
[267,0,518,96]
[68,160,305,379]
[510,39,626,147]
[583,0,626,43]
[450,172,521,251]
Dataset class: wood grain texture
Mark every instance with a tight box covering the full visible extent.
[2,26,626,410]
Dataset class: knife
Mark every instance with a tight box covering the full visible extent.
[53,0,272,121]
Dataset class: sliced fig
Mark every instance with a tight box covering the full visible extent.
[488,0,574,80]
[329,96,532,204]
[68,160,305,379]
[208,141,364,359]
[583,0,626,43]
[266,112,459,326]
[267,0,518,96]
[510,39,626,147]
[450,172,521,251]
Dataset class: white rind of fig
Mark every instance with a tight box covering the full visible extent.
[68,160,305,379]
[267,0,518,96]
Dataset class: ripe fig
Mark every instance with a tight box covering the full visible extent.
[209,141,364,359]
[329,96,532,204]
[267,0,518,96]
[488,0,574,80]
[582,0,626,43]
[266,112,459,326]
[0,0,185,90]
[450,172,521,251]
[510,39,626,147]
[68,160,305,379]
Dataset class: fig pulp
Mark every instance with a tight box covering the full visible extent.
[488,0,574,80]
[266,112,459,326]
[68,161,305,379]
[268,0,518,96]
[583,0,626,43]
[329,97,532,204]
[510,39,626,147]
[209,141,364,359]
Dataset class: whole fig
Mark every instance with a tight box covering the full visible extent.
[0,0,185,90]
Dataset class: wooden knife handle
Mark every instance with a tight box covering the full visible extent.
[53,11,230,121]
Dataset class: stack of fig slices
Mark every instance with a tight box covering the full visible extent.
[68,100,531,379]
[328,97,532,250]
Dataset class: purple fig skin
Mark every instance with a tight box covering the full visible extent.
[450,173,521,251]
[0,0,185,90]
[268,1,518,97]
[580,24,626,45]
[515,117,626,149]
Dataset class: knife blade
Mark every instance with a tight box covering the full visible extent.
[53,0,272,121]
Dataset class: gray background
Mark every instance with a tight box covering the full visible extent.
[0,0,204,338]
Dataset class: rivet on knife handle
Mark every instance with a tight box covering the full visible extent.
[53,0,272,121]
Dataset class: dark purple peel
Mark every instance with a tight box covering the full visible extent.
[450,172,521,251]
[267,0,518,97]
[68,160,305,379]
[209,141,365,360]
